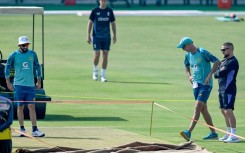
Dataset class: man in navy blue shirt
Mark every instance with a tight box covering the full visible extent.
[87,0,117,82]
[214,42,239,143]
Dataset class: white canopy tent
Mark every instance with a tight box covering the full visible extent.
[0,6,44,14]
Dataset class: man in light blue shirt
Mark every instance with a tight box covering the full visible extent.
[177,37,220,141]
[5,36,45,137]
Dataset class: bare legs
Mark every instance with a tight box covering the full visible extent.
[93,50,109,69]
[221,109,236,128]
[93,50,109,81]
[188,101,216,133]
[17,104,37,128]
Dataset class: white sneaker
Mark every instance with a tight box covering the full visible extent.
[93,70,98,81]
[101,76,107,82]
[219,134,229,141]
[19,129,26,137]
[224,136,239,143]
[32,129,45,137]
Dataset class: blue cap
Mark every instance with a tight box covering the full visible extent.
[177,37,193,48]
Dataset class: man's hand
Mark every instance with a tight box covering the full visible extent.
[6,83,14,91]
[188,76,193,84]
[87,36,91,44]
[113,35,117,44]
[204,74,212,85]
[36,80,41,90]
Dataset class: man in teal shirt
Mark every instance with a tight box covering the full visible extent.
[5,36,45,137]
[177,37,220,141]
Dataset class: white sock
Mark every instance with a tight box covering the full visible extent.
[227,127,231,133]
[231,128,236,137]
[93,65,98,71]
[101,69,106,77]
[226,127,231,136]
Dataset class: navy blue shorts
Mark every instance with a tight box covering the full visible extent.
[0,140,12,153]
[219,93,236,110]
[193,83,212,103]
[14,85,36,106]
[92,37,111,51]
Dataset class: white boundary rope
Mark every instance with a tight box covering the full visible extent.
[152,102,245,140]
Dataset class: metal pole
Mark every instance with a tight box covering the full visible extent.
[150,101,154,136]
[42,14,44,80]
[32,14,35,50]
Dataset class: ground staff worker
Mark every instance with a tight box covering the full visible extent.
[4,36,45,137]
[0,96,13,153]
[177,37,220,141]
[87,0,117,82]
[214,42,239,143]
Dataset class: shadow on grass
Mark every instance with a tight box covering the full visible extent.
[43,115,127,121]
[109,80,171,85]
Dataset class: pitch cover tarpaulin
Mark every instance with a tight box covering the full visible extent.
[15,141,211,153]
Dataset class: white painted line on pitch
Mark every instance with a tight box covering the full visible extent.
[113,129,142,136]
[51,127,143,136]
[22,126,144,136]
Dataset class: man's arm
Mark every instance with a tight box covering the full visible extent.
[185,66,193,84]
[111,21,117,44]
[215,61,237,78]
[33,52,42,90]
[87,20,93,44]
[204,60,221,84]
[0,100,13,132]
[5,77,13,91]
[4,54,14,91]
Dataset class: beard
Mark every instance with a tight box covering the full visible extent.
[20,48,28,53]
[224,54,229,58]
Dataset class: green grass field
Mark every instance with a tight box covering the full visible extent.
[1,13,245,153]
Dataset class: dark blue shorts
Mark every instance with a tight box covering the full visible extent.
[92,37,111,51]
[0,140,12,153]
[219,93,236,110]
[193,83,212,103]
[14,85,36,106]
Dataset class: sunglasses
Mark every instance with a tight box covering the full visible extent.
[19,44,29,47]
[221,48,230,52]
[182,44,186,50]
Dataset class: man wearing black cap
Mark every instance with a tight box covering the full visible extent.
[177,37,220,141]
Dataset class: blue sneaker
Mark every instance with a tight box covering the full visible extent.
[180,130,191,141]
[19,129,26,137]
[203,132,218,140]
